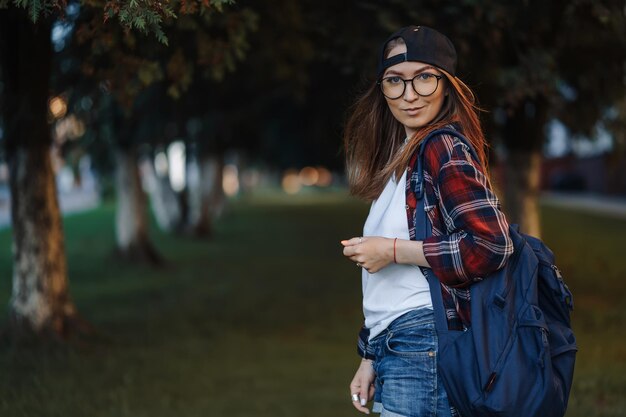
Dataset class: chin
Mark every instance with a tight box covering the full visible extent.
[405,118,430,130]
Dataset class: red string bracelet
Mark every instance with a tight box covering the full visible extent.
[393,238,398,264]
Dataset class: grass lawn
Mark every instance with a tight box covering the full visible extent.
[0,190,624,417]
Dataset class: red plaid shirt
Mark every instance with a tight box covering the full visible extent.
[358,129,513,359]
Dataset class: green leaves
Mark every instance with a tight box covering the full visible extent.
[10,0,236,44]
[103,0,176,45]
[13,0,47,22]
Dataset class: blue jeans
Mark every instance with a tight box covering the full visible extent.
[368,309,458,417]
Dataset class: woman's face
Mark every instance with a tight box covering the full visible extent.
[382,43,447,138]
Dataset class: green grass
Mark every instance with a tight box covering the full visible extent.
[0,190,624,417]
[540,205,626,417]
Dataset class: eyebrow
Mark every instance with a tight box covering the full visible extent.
[384,66,439,77]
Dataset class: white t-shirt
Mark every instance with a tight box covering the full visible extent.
[362,169,433,341]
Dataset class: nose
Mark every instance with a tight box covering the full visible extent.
[403,80,419,102]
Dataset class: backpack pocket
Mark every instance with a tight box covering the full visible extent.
[537,261,578,408]
[470,306,555,416]
[437,315,554,417]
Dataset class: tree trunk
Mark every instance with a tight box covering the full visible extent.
[503,150,542,238]
[187,154,225,237]
[114,148,163,264]
[0,9,83,338]
[501,97,548,238]
[8,147,79,336]
[207,156,226,219]
[140,154,182,232]
[606,97,626,195]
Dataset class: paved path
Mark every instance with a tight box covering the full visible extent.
[540,192,626,220]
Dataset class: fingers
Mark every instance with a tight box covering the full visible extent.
[348,255,360,263]
[343,246,362,259]
[359,382,370,409]
[343,246,356,257]
[341,237,380,273]
[348,256,377,273]
[350,376,372,414]
[341,236,366,247]
[368,383,376,401]
[351,392,371,414]
[343,240,364,257]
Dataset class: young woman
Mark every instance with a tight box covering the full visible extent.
[341,26,514,417]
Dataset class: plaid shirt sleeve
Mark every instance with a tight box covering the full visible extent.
[422,134,513,286]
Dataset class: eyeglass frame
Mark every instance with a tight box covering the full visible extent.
[377,73,443,99]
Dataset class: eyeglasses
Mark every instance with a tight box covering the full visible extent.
[378,73,443,99]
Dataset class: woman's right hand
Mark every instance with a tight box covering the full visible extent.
[349,358,376,414]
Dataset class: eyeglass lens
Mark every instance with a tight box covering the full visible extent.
[381,74,439,99]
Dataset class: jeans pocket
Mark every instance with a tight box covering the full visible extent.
[376,323,439,417]
[385,322,437,357]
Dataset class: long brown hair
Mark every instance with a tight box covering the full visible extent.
[344,40,490,201]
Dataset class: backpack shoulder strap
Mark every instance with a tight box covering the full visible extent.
[413,128,480,335]
[415,127,479,199]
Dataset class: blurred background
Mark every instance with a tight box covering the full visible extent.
[0,1,625,416]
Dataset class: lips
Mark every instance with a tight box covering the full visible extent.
[402,106,425,115]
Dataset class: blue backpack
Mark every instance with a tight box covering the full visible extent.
[414,128,577,417]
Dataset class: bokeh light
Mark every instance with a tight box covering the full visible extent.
[315,166,333,187]
[54,115,85,143]
[49,96,67,119]
[154,152,169,178]
[298,166,319,186]
[282,169,301,195]
[223,164,240,196]
[167,141,186,192]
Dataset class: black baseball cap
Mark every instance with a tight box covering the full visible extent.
[377,25,457,79]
